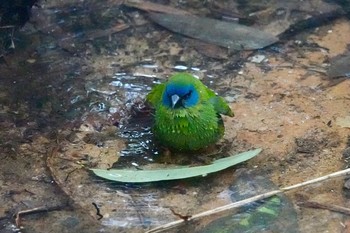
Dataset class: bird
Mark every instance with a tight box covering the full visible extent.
[146,72,234,151]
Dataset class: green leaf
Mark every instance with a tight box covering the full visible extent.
[91,149,261,183]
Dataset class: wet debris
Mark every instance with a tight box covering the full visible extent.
[15,204,69,228]
[295,137,322,154]
[294,129,340,155]
[249,54,267,63]
[0,0,39,27]
[190,40,229,60]
[148,12,278,51]
[124,0,278,51]
[342,140,350,198]
[0,0,39,55]
[298,200,350,216]
[92,202,103,220]
[169,208,191,222]
[327,52,350,79]
[278,9,345,40]
[123,0,346,58]
[208,1,251,25]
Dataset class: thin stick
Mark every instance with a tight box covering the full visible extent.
[298,201,350,216]
[146,168,350,233]
[0,25,15,29]
[15,205,65,227]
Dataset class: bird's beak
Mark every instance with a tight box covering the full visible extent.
[171,94,180,108]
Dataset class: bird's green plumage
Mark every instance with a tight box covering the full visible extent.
[147,73,234,151]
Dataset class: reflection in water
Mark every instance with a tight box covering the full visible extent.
[201,169,299,233]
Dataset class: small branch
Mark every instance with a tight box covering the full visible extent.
[92,202,103,220]
[15,204,66,227]
[146,168,350,233]
[169,208,191,221]
[65,168,80,182]
[298,201,350,216]
[280,168,350,192]
[84,23,129,41]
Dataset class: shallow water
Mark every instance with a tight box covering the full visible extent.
[1,0,350,233]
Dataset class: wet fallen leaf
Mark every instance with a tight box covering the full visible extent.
[148,13,278,50]
[91,149,261,183]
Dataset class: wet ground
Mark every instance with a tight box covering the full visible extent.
[1,0,350,232]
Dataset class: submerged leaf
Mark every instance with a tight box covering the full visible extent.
[149,13,278,50]
[91,149,261,183]
[201,169,299,233]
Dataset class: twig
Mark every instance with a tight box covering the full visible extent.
[65,168,80,182]
[84,23,129,41]
[298,201,350,216]
[146,168,350,233]
[0,25,15,29]
[92,202,103,220]
[15,204,66,227]
[169,208,191,221]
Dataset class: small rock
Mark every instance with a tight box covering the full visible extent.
[250,54,266,63]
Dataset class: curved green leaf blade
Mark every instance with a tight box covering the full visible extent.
[91,149,261,183]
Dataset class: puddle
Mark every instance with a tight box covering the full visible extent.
[1,0,350,232]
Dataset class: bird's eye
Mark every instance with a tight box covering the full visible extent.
[183,90,192,100]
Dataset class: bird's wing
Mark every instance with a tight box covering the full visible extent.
[207,88,234,117]
[146,83,165,107]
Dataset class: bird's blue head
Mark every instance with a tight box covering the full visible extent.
[162,82,199,109]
